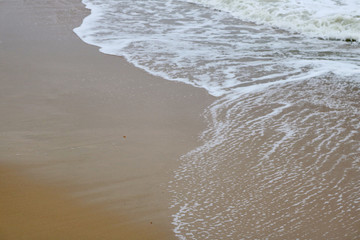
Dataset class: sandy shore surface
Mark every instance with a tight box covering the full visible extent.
[0,0,214,238]
[0,165,167,239]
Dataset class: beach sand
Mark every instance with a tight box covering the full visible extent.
[0,0,214,238]
[0,165,166,240]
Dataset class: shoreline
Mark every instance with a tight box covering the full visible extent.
[0,0,214,238]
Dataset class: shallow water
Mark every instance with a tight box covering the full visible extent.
[74,0,360,238]
[170,79,360,239]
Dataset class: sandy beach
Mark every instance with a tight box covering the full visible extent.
[0,0,214,238]
[2,0,359,238]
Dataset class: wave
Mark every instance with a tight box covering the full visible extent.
[186,0,360,41]
[74,0,360,98]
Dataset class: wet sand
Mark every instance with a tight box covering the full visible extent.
[0,165,165,239]
[0,0,214,238]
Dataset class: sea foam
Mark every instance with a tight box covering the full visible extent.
[186,0,360,41]
[74,0,360,97]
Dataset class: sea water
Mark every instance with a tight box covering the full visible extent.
[74,0,360,238]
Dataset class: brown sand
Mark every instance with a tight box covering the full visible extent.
[0,0,214,238]
[0,165,165,240]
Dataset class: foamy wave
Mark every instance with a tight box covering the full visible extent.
[75,0,360,98]
[186,0,360,41]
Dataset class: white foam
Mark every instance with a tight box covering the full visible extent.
[186,0,360,41]
[74,0,360,99]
